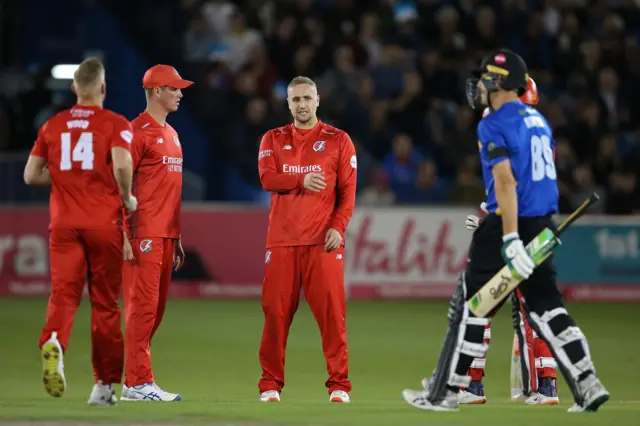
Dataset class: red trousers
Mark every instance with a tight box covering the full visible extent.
[123,237,175,387]
[258,245,350,394]
[38,228,124,385]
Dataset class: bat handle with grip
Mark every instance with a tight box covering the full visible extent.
[556,192,600,234]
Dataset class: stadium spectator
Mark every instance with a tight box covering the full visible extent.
[399,160,449,205]
[3,0,640,214]
[383,133,423,198]
[357,168,396,207]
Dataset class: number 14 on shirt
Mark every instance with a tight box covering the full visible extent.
[60,132,95,171]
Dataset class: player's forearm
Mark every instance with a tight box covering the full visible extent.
[113,164,133,198]
[495,179,518,235]
[25,168,51,186]
[24,156,51,186]
[260,171,303,192]
[330,188,356,235]
[112,147,133,198]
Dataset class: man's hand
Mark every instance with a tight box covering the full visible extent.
[466,201,488,231]
[123,234,134,261]
[325,228,342,252]
[303,172,326,192]
[501,233,534,280]
[465,215,480,231]
[174,238,186,271]
[122,195,138,213]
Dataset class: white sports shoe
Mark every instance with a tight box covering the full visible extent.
[329,390,350,403]
[41,332,66,398]
[120,382,181,401]
[88,381,117,406]
[402,388,459,412]
[457,389,487,404]
[567,375,609,413]
[421,377,486,404]
[259,390,280,402]
[525,392,559,405]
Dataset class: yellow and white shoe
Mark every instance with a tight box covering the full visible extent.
[41,332,66,398]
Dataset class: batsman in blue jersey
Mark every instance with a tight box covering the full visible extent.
[402,49,609,413]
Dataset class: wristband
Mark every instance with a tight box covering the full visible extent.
[502,232,519,242]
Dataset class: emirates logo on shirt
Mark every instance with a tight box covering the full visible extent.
[163,156,183,172]
[282,164,322,173]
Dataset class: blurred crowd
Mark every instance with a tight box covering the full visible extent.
[3,0,640,214]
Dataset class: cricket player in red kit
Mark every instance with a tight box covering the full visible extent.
[120,65,192,402]
[24,57,137,405]
[257,76,357,403]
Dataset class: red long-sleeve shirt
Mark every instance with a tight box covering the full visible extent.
[258,121,357,248]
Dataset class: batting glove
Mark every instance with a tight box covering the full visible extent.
[501,232,534,280]
[465,215,480,231]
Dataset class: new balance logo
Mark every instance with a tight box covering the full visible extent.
[336,254,343,260]
[283,145,292,150]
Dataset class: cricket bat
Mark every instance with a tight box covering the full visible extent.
[510,333,523,400]
[467,193,600,318]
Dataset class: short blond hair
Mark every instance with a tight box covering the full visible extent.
[73,57,105,94]
[288,76,316,88]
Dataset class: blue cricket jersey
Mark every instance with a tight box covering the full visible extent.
[477,101,559,217]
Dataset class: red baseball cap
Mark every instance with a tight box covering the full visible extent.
[142,64,194,89]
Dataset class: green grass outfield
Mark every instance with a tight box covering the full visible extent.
[0,298,638,425]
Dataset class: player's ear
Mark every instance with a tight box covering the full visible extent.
[100,83,106,95]
[316,95,320,107]
[70,82,77,95]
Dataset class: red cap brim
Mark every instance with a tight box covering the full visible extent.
[168,79,194,89]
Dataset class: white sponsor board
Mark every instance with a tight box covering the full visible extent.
[343,207,475,299]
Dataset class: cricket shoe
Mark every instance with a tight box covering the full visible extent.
[458,381,487,404]
[259,390,280,402]
[120,382,181,401]
[330,390,350,403]
[41,332,66,398]
[402,388,459,412]
[422,377,486,404]
[525,378,559,405]
[567,374,609,413]
[88,381,117,406]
